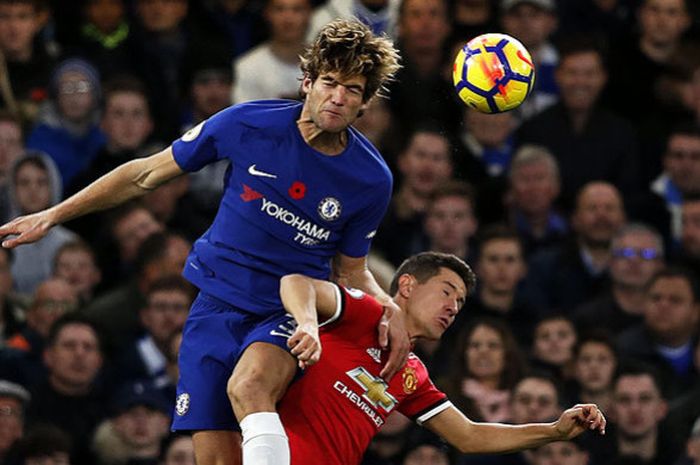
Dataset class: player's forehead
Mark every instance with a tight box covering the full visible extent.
[425,267,467,297]
[317,70,367,89]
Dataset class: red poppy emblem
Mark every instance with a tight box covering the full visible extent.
[289,181,306,200]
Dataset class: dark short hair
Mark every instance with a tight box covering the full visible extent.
[556,34,608,70]
[389,251,476,297]
[102,75,150,112]
[475,224,523,261]
[46,313,103,353]
[613,360,664,397]
[16,424,71,460]
[667,121,700,146]
[147,274,196,301]
[428,180,475,210]
[573,329,617,360]
[647,266,700,302]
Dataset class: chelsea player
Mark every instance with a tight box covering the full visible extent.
[0,19,405,465]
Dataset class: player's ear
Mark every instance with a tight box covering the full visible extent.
[301,75,313,95]
[397,274,415,299]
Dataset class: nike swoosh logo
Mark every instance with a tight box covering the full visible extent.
[248,164,277,179]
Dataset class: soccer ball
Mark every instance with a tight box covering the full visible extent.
[453,33,535,114]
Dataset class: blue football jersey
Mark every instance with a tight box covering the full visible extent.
[171,100,393,316]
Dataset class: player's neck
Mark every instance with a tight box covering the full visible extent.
[297,112,348,156]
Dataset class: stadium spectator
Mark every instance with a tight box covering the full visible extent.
[616,266,699,399]
[500,0,559,119]
[521,181,626,313]
[373,125,453,267]
[449,0,497,43]
[159,432,195,465]
[439,225,535,350]
[26,58,106,189]
[678,194,700,277]
[13,424,72,465]
[423,181,478,263]
[114,275,195,386]
[683,417,700,465]
[439,318,526,422]
[232,0,310,103]
[505,145,567,257]
[455,107,517,224]
[0,247,24,345]
[73,0,136,80]
[604,0,692,124]
[7,153,77,295]
[557,0,635,44]
[0,0,56,123]
[5,278,77,386]
[130,0,231,141]
[0,112,25,224]
[200,0,265,60]
[511,373,562,424]
[631,122,700,246]
[569,332,618,415]
[572,223,666,335]
[52,240,102,307]
[531,315,577,381]
[83,232,190,348]
[400,437,450,465]
[517,39,640,212]
[92,380,171,465]
[594,364,677,465]
[69,76,155,195]
[0,380,29,463]
[387,0,461,139]
[27,314,106,465]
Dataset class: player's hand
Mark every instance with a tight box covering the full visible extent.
[0,211,55,248]
[287,322,321,370]
[554,404,606,440]
[377,298,410,380]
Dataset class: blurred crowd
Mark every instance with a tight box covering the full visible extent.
[0,0,698,464]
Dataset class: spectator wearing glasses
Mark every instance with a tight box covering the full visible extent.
[617,267,699,399]
[573,224,666,335]
[6,278,78,386]
[0,380,30,464]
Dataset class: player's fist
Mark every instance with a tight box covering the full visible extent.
[0,211,55,248]
[554,404,606,440]
[287,322,321,370]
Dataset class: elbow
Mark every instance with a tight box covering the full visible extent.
[280,274,305,291]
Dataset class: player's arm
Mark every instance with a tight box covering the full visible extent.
[333,253,410,380]
[423,404,606,455]
[0,147,184,248]
[280,274,339,369]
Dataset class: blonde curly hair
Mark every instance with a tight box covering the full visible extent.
[300,19,401,101]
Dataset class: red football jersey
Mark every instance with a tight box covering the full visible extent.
[279,285,451,465]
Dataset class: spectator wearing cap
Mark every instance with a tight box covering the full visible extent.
[27,314,106,465]
[500,0,559,120]
[0,379,30,464]
[25,58,106,190]
[92,380,171,465]
[232,0,311,104]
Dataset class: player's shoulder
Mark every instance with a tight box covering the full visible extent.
[324,285,383,327]
[212,99,302,129]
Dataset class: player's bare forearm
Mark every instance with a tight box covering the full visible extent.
[0,148,182,248]
[425,405,606,455]
[280,274,321,326]
[55,149,182,223]
[332,254,389,301]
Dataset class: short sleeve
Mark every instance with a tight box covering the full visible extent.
[397,360,450,424]
[339,176,392,258]
[172,108,233,172]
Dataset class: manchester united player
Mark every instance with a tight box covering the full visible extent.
[279,252,607,465]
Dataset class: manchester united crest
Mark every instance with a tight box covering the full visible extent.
[402,367,418,394]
